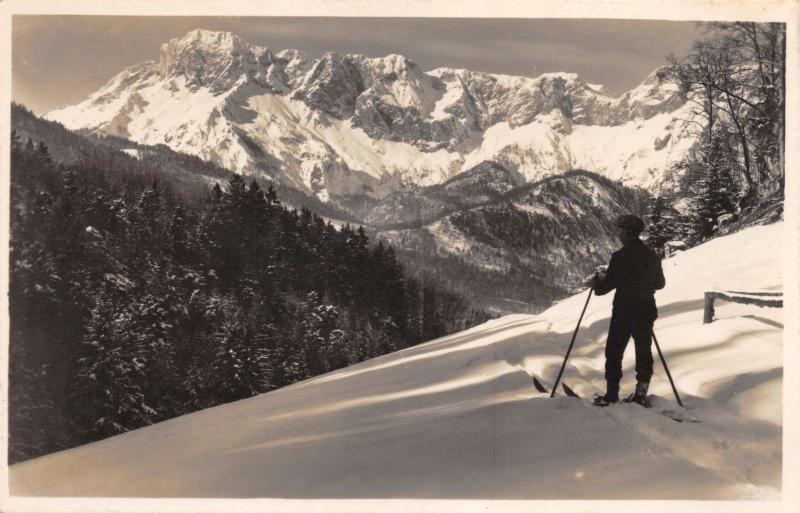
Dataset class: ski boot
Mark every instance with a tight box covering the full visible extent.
[593,381,619,407]
[592,394,618,407]
[624,380,651,408]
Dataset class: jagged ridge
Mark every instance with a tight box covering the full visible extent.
[46,29,700,211]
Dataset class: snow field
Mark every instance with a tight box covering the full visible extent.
[9,222,784,500]
[566,105,698,190]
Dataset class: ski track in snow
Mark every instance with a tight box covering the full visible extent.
[9,223,784,499]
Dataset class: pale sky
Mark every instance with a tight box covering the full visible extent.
[12,16,707,115]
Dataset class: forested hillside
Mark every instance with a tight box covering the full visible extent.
[8,133,489,463]
[376,169,651,313]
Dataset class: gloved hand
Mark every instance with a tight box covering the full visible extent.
[584,265,607,289]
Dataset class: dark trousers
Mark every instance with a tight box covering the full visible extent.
[604,309,654,387]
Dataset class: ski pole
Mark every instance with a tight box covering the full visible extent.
[652,332,683,407]
[550,288,593,397]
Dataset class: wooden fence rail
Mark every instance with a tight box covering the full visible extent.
[703,290,783,324]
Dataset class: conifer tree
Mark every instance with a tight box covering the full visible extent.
[36,142,52,164]
[169,205,191,265]
[76,289,157,437]
[691,130,740,239]
[265,184,279,206]
[645,196,685,257]
[211,311,272,402]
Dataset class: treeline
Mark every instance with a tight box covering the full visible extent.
[9,136,490,463]
[648,22,784,254]
[506,169,651,209]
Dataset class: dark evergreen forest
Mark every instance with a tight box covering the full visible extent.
[8,133,491,464]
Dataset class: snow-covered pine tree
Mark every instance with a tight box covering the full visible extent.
[127,182,166,278]
[645,196,686,257]
[691,130,740,239]
[210,311,272,402]
[75,289,157,437]
[274,329,309,387]
[168,205,192,265]
[296,291,346,375]
[131,284,184,418]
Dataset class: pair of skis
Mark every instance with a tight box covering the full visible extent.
[532,375,579,398]
[530,372,697,423]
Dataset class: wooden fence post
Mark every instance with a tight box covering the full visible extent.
[703,292,716,324]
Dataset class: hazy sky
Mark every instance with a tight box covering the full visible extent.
[12,16,707,114]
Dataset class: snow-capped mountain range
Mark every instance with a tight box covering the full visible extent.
[47,29,699,205]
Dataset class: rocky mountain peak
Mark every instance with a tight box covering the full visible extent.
[276,49,312,87]
[159,29,276,93]
[362,54,418,79]
[533,72,581,86]
[612,65,684,121]
[293,52,366,118]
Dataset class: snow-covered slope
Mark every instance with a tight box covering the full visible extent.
[46,29,700,205]
[10,222,783,499]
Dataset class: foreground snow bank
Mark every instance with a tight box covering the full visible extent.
[10,223,784,499]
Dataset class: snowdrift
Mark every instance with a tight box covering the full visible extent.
[9,223,784,499]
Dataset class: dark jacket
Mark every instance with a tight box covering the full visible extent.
[594,238,665,320]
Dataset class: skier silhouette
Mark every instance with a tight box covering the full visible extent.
[591,214,665,407]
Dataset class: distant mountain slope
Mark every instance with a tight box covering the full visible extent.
[362,161,519,228]
[47,29,701,207]
[10,222,783,499]
[369,167,649,313]
[12,103,351,220]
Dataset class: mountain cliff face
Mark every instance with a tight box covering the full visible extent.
[48,29,700,210]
